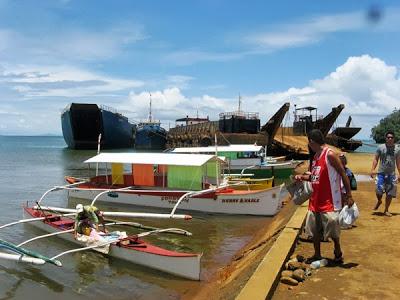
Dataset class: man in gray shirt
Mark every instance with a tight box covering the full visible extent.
[370,130,400,216]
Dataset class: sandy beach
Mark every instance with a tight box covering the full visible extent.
[189,152,384,299]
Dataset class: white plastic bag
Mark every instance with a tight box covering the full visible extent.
[287,180,313,205]
[339,203,359,229]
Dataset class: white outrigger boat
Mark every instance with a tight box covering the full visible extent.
[65,152,285,216]
[0,184,202,280]
[170,144,302,179]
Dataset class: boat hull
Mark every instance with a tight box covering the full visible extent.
[23,207,201,280]
[135,124,167,150]
[228,160,301,179]
[68,185,284,216]
[61,103,136,149]
[227,177,273,190]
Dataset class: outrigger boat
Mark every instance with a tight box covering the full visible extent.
[170,144,302,179]
[0,183,202,280]
[65,153,285,216]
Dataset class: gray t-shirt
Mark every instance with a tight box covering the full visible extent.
[376,144,400,175]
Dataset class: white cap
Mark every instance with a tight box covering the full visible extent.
[76,204,84,213]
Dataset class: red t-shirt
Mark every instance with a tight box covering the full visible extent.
[309,147,342,212]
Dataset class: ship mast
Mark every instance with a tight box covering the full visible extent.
[149,93,153,123]
[238,93,242,113]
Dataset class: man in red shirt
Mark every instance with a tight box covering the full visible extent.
[295,129,354,263]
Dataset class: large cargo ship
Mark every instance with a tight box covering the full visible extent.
[166,97,290,149]
[61,103,136,149]
[327,116,362,151]
[272,104,362,157]
[134,96,167,150]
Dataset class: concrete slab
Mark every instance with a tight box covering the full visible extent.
[236,202,308,300]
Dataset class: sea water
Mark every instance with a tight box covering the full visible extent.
[355,140,378,153]
[0,136,274,299]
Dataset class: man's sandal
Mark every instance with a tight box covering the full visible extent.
[333,251,344,264]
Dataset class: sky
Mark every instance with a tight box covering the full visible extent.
[0,1,399,139]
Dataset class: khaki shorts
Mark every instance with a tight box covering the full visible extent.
[305,210,340,240]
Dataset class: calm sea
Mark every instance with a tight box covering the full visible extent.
[0,136,274,299]
[355,140,378,153]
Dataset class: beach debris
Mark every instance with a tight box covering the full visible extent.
[310,258,328,269]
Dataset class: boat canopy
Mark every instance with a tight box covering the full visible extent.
[84,152,223,167]
[171,144,263,153]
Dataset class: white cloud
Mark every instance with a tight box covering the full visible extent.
[0,24,147,64]
[164,49,244,66]
[245,11,365,50]
[165,8,400,66]
[126,55,400,139]
[0,64,144,98]
[166,75,194,89]
[0,55,398,139]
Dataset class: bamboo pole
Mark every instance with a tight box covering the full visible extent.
[32,205,192,220]
[0,213,76,230]
[50,228,188,260]
[0,252,46,265]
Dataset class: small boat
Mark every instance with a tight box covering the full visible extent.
[170,144,302,179]
[21,207,201,280]
[65,152,285,216]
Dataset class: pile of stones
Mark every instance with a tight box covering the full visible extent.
[280,255,313,286]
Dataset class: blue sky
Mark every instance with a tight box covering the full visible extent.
[0,0,399,139]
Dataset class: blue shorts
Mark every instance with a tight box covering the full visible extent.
[376,173,397,197]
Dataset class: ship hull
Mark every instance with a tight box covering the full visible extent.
[135,125,167,150]
[331,127,361,140]
[61,103,135,149]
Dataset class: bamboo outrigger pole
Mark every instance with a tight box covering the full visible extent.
[50,228,191,260]
[0,238,61,266]
[33,205,193,220]
[0,252,46,265]
[37,181,87,205]
[0,213,76,230]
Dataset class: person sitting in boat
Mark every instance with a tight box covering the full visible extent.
[74,204,106,237]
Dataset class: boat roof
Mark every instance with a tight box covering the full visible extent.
[171,144,263,153]
[84,152,224,166]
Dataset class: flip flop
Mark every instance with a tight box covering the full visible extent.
[333,251,344,264]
